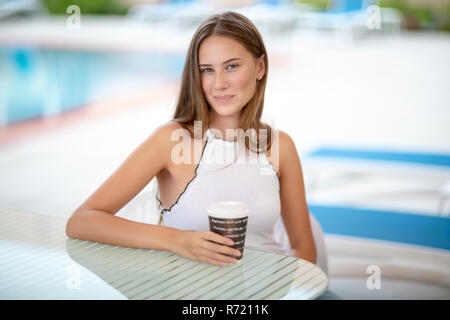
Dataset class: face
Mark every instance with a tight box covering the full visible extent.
[198,35,265,121]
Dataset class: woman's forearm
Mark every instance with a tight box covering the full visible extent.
[65,209,179,252]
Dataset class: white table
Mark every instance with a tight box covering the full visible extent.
[0,208,328,300]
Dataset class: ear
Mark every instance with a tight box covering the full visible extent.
[256,54,266,80]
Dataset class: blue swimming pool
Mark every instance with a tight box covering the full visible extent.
[0,47,185,125]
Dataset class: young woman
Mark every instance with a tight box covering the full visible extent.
[66,11,317,269]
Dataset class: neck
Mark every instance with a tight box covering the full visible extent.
[209,112,240,140]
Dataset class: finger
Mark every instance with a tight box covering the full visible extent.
[198,251,237,266]
[204,231,235,246]
[198,247,239,264]
[212,251,239,264]
[202,256,228,267]
[196,250,227,266]
[203,240,241,258]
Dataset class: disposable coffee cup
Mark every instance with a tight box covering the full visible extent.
[207,201,249,261]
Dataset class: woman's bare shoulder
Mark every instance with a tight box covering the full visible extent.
[277,129,304,179]
[146,121,191,147]
[152,121,185,137]
[264,125,294,150]
[267,128,301,178]
[278,129,296,150]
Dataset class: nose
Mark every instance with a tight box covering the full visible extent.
[214,71,228,90]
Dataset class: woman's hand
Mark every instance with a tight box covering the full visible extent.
[171,230,241,266]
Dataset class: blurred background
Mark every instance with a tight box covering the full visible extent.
[0,0,449,299]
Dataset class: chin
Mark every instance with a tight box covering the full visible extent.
[210,104,242,118]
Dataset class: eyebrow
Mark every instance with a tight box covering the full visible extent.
[199,58,241,67]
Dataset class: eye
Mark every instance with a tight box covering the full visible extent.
[227,64,238,70]
[200,67,213,73]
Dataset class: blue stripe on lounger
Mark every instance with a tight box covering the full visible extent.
[306,147,450,168]
[309,204,450,251]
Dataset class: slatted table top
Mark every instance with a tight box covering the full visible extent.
[0,208,328,300]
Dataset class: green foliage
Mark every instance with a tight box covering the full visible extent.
[41,0,129,15]
[377,0,450,31]
[295,0,331,11]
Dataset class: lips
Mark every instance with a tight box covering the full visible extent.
[214,95,234,102]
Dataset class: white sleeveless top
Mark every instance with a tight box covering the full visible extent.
[155,128,292,254]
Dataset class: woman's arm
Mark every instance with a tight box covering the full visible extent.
[277,130,317,264]
[65,121,180,250]
[65,121,240,266]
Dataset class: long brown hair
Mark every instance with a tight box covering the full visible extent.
[172,11,272,154]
